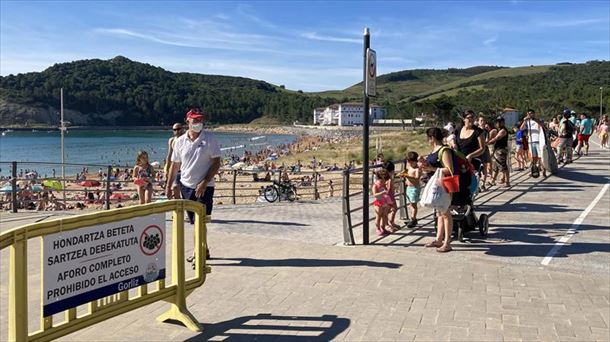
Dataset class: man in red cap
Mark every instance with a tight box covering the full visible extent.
[166,108,221,260]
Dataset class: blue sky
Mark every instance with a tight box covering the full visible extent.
[1,1,609,91]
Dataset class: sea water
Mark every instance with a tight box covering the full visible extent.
[0,130,296,177]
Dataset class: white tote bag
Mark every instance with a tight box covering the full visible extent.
[421,168,451,212]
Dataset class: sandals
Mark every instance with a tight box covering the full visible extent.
[424,240,442,248]
[376,225,389,236]
[436,245,452,253]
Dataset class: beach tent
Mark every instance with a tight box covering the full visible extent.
[31,184,43,192]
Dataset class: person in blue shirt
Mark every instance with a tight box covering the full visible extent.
[513,124,526,170]
[576,113,594,156]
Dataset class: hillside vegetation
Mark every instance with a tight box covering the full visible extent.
[0,56,334,126]
[1,57,608,127]
[313,61,609,121]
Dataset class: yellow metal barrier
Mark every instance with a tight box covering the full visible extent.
[0,199,210,342]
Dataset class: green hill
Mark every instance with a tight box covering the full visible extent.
[312,61,609,120]
[0,56,335,126]
[1,57,607,127]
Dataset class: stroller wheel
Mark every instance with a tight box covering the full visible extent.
[479,214,489,236]
[457,224,465,242]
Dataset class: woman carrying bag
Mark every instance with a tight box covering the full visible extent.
[419,127,472,253]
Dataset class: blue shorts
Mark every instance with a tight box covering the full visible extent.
[406,186,421,203]
[180,184,214,224]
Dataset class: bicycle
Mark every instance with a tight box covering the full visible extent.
[263,181,297,202]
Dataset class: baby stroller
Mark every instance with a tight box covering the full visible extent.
[450,158,489,242]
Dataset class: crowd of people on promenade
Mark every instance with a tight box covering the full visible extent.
[370,109,608,253]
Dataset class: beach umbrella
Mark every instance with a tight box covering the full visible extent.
[231,162,246,170]
[80,180,101,187]
[42,180,62,191]
[0,185,14,193]
[17,180,28,188]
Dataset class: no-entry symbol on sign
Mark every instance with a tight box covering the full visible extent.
[366,48,377,97]
[140,225,164,256]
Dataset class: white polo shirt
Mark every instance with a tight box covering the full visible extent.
[171,131,221,188]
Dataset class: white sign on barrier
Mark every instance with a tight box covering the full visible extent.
[43,213,166,316]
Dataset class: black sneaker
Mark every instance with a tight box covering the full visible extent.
[406,219,418,228]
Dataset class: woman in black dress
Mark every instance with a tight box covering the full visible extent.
[454,110,485,171]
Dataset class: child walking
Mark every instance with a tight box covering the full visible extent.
[400,151,422,228]
[372,169,392,236]
[133,150,154,204]
[513,124,526,171]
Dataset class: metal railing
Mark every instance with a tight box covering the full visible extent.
[341,161,409,245]
[0,161,349,213]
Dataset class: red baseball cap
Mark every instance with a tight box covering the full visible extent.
[186,108,205,120]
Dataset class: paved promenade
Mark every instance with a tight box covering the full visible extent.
[1,140,608,341]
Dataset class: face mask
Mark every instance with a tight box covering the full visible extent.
[191,123,203,132]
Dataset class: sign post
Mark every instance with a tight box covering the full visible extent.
[362,28,375,245]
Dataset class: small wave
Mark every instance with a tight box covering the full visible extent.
[220,144,245,151]
[250,136,266,141]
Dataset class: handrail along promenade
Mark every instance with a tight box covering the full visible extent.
[1,200,210,341]
[0,161,346,211]
[341,161,409,245]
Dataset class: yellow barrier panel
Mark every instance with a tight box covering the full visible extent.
[0,199,210,342]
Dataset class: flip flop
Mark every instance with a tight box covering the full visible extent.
[424,240,442,248]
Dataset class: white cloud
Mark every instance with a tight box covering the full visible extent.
[535,18,606,28]
[236,4,277,30]
[483,36,497,46]
[301,32,361,44]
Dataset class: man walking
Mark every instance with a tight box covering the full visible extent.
[575,113,593,156]
[164,122,184,198]
[520,109,547,177]
[166,108,221,260]
[557,110,575,164]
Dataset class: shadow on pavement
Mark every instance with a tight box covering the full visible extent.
[210,257,401,269]
[456,221,610,257]
[554,169,610,184]
[184,313,350,341]
[457,241,610,258]
[213,219,310,227]
[478,202,577,214]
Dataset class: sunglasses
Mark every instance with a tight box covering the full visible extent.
[173,128,182,131]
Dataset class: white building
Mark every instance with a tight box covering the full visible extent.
[313,103,387,126]
[313,107,326,125]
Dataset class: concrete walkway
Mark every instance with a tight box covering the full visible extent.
[1,140,608,341]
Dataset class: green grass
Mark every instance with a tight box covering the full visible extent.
[414,65,556,101]
[277,130,430,166]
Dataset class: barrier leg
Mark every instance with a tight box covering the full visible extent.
[156,206,202,332]
[9,235,28,341]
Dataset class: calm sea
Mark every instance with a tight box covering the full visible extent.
[0,129,296,177]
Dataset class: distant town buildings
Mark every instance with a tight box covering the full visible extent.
[313,103,387,126]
